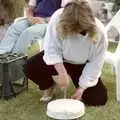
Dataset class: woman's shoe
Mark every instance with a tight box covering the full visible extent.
[40,95,53,102]
[40,86,54,102]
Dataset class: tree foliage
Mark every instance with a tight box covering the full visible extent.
[112,0,120,12]
[0,0,25,24]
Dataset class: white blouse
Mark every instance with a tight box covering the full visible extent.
[43,8,108,89]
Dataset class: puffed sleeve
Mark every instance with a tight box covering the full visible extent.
[43,9,63,65]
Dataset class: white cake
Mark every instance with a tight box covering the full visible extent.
[46,99,85,120]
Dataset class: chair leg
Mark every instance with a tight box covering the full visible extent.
[115,60,120,101]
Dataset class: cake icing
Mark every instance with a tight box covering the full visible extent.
[47,99,85,120]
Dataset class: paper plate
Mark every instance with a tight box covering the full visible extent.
[46,99,85,120]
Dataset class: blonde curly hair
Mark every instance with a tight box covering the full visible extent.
[56,0,96,40]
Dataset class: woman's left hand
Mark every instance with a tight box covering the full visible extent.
[34,17,46,24]
[28,17,45,24]
[71,87,85,100]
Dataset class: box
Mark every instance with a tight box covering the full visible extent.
[0,53,28,99]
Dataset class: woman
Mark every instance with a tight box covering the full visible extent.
[0,0,62,54]
[25,0,108,106]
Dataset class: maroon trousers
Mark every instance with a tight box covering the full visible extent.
[24,51,108,106]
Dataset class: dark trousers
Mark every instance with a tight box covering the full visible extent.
[24,51,108,106]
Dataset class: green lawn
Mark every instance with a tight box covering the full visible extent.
[0,42,120,120]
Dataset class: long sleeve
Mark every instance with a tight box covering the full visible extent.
[78,30,108,89]
[43,9,63,65]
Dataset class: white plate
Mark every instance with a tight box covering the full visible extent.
[46,99,85,120]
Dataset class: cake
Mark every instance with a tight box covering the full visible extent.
[46,99,85,120]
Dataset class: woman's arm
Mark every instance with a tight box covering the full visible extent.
[25,0,45,24]
[43,9,63,65]
[43,9,69,89]
[79,31,108,90]
[25,0,36,17]
[26,6,35,18]
[54,63,69,90]
[72,20,108,100]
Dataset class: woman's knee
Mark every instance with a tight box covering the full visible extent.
[24,52,55,90]
[11,19,29,32]
[82,80,108,106]
[27,24,47,38]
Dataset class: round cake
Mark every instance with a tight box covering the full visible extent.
[46,99,85,120]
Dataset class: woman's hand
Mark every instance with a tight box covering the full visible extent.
[71,87,85,100]
[28,16,45,24]
[26,6,45,24]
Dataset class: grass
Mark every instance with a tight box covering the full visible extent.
[8,0,25,20]
[0,42,120,120]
